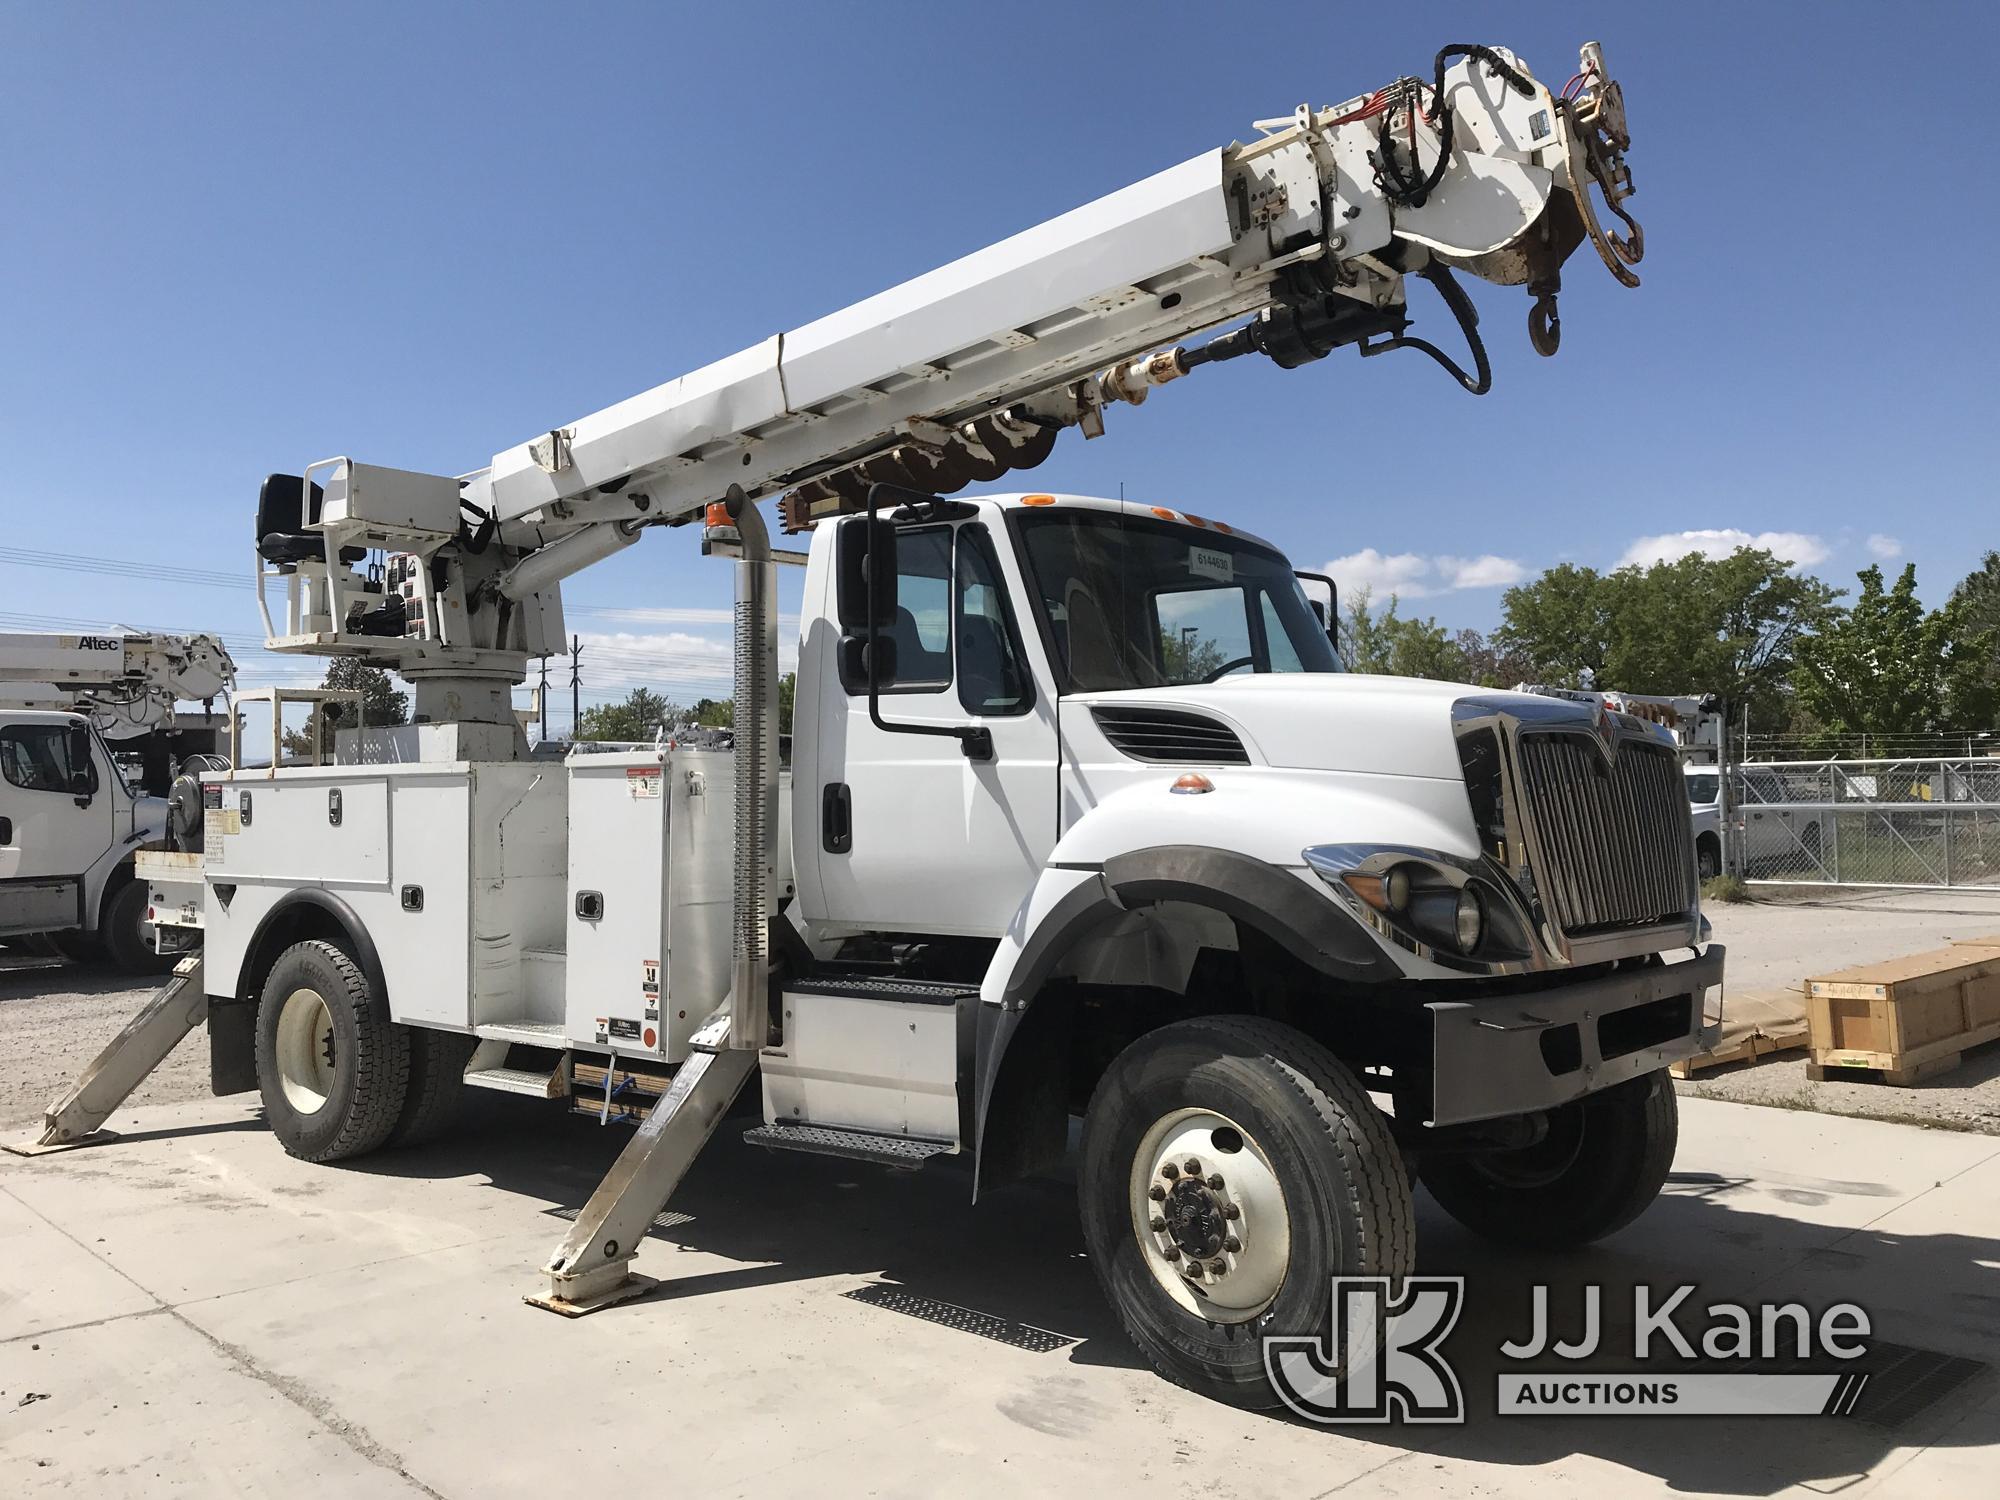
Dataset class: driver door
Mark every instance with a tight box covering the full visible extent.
[810,519,1058,938]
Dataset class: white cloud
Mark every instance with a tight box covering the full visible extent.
[1866,533,1903,560]
[576,628,798,694]
[1437,554,1529,590]
[578,605,800,628]
[1617,529,1830,569]
[1322,548,1527,601]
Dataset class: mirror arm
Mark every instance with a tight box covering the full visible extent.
[864,482,994,762]
[1296,570,1340,648]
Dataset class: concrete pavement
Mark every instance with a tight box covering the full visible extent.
[2,1094,1995,1497]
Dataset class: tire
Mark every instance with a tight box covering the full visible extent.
[255,939,411,1163]
[1078,1016,1414,1409]
[1420,1070,1677,1249]
[101,879,171,975]
[390,1027,472,1147]
[1696,838,1721,881]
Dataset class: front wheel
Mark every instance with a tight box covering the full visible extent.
[101,879,172,975]
[1419,1070,1677,1249]
[1078,1016,1414,1409]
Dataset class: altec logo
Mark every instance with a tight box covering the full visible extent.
[1264,1279,1875,1425]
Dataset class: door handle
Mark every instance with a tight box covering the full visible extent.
[822,783,852,854]
[0,816,11,844]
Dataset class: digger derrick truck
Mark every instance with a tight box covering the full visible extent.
[22,44,1722,1406]
[0,631,235,971]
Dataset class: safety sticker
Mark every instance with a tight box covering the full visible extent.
[203,807,240,860]
[642,959,660,995]
[607,1017,642,1043]
[1189,546,1234,582]
[627,767,662,799]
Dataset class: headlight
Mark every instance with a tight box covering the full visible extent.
[1453,887,1484,953]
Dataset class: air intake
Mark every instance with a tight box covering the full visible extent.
[1092,707,1249,765]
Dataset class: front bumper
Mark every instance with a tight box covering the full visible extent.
[1425,944,1723,1127]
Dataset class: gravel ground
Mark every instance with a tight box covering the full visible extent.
[0,962,211,1133]
[1681,889,2000,1133]
[5,887,1999,1139]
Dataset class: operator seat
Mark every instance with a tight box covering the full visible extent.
[257,473,366,571]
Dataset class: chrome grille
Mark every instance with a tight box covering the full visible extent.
[1517,732,1696,935]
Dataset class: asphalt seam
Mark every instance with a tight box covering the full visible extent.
[0,1179,449,1499]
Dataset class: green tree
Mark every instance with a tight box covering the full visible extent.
[1792,564,1997,741]
[1159,627,1230,681]
[1340,589,1469,680]
[1497,548,1837,726]
[1949,550,2000,709]
[1493,564,1614,682]
[577,687,680,743]
[283,658,408,760]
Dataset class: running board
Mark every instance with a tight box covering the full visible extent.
[6,954,206,1155]
[464,1039,571,1098]
[743,1123,953,1169]
[526,1011,755,1316]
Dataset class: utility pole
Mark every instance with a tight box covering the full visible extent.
[569,635,583,741]
[537,656,550,743]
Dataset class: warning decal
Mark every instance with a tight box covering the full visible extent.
[627,767,662,799]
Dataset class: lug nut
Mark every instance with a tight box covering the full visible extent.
[1185,1267,1203,1280]
[1208,1174,1224,1190]
[1161,1163,1179,1180]
[1149,1184,1167,1201]
[1209,1260,1228,1275]
[1222,1204,1240,1220]
[1150,1217,1167,1233]
[1163,1246,1180,1261]
[1224,1236,1241,1253]
[1184,1159,1202,1176]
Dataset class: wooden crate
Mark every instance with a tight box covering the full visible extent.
[1806,943,2000,1085]
[1669,986,1810,1078]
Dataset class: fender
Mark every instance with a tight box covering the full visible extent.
[208,888,392,1097]
[968,846,1399,1196]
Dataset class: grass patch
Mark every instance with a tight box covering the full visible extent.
[1701,874,1751,903]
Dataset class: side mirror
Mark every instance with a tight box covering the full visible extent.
[67,723,95,803]
[835,517,898,632]
[1296,570,1339,646]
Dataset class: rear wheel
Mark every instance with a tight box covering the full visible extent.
[390,1027,472,1146]
[101,879,171,975]
[1078,1016,1414,1409]
[1696,837,1721,881]
[1420,1070,1677,1248]
[255,939,410,1162]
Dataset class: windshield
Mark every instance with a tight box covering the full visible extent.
[1010,508,1340,692]
[1686,772,1719,805]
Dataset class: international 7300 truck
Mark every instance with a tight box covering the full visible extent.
[23,41,1720,1408]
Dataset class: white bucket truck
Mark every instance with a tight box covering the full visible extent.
[22,42,1721,1407]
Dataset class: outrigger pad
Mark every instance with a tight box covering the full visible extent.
[4,1129,122,1158]
[524,1272,660,1318]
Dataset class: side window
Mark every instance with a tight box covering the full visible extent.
[955,528,1031,716]
[1259,591,1306,673]
[880,527,952,692]
[0,724,92,795]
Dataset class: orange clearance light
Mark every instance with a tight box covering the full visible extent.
[704,501,733,528]
[1211,520,1234,535]
[1170,772,1215,795]
[1020,493,1057,506]
[1184,513,1210,528]
[1150,506,1179,521]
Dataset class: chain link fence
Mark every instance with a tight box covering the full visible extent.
[1730,758,2000,888]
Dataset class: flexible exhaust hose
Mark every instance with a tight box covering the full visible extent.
[728,492,779,1049]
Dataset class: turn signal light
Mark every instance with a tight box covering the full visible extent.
[1170,772,1214,795]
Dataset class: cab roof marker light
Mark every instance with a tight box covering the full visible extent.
[1149,506,1179,521]
[1020,493,1057,506]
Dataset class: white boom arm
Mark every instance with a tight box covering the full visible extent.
[0,632,237,741]
[258,40,1641,686]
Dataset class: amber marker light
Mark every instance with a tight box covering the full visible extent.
[1169,772,1215,795]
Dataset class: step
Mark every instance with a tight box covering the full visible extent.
[464,1064,570,1098]
[784,974,979,1006]
[474,1019,570,1047]
[742,1122,955,1169]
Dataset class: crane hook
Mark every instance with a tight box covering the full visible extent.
[1529,290,1561,357]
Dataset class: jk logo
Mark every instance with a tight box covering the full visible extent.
[1264,1276,1466,1424]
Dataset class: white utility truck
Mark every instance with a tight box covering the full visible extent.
[0,631,234,969]
[23,43,1722,1407]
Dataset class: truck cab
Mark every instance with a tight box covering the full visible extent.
[0,708,167,968]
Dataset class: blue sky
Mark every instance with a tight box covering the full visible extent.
[3,3,1994,721]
